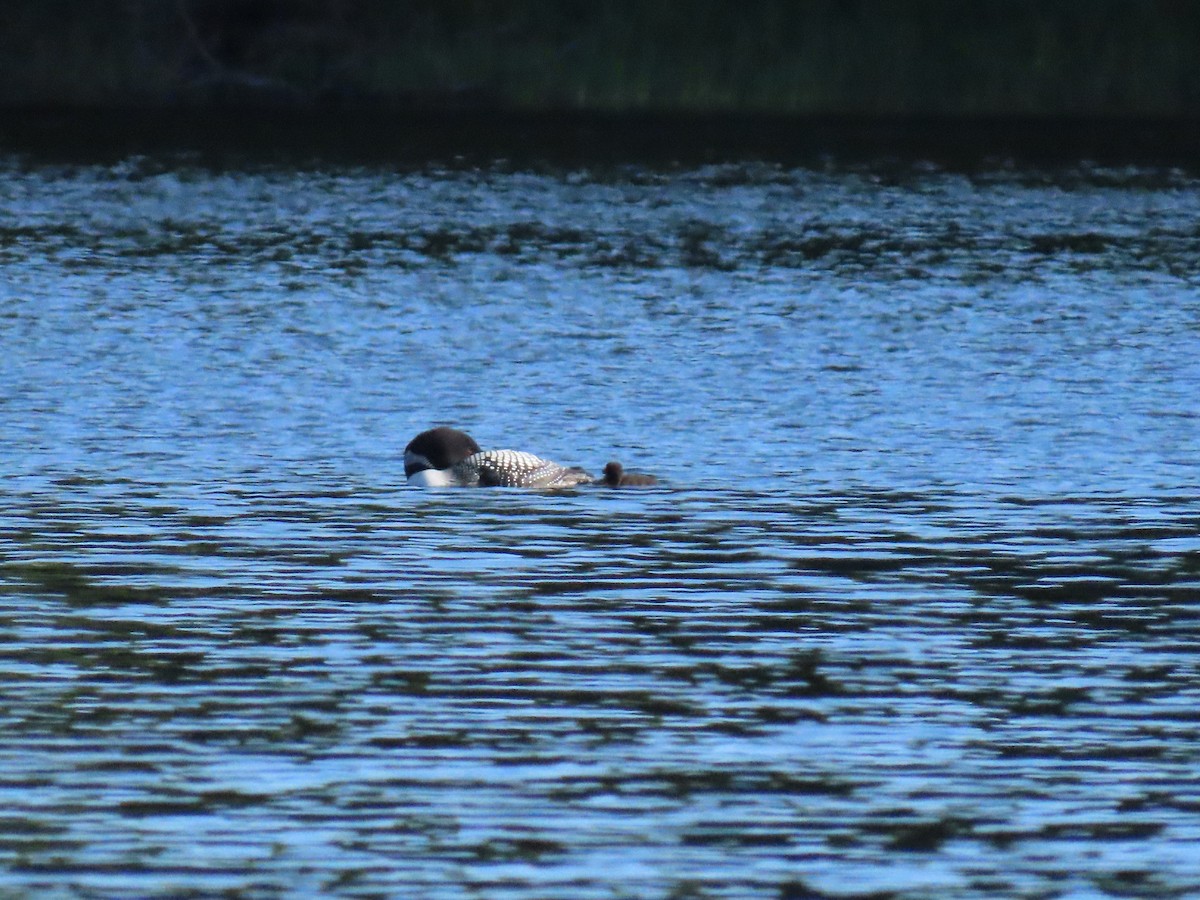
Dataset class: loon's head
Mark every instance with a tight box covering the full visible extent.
[405,427,481,485]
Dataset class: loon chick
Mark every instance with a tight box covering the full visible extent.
[603,461,658,487]
[405,426,593,488]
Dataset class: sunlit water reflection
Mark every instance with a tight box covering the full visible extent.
[2,157,1199,898]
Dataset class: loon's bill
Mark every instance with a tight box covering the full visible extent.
[404,426,593,489]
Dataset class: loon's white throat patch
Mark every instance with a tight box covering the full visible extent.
[408,467,457,487]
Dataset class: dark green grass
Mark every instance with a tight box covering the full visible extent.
[3,0,1200,115]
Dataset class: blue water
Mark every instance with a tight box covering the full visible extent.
[2,156,1200,898]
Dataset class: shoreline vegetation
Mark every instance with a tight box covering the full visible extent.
[6,1,1200,115]
[4,1,1200,164]
[9,109,1200,168]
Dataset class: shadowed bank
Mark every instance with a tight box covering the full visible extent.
[3,1,1200,165]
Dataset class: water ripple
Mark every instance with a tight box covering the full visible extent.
[3,159,1200,897]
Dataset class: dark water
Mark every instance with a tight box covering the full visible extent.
[2,156,1200,898]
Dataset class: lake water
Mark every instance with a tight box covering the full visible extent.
[2,153,1200,898]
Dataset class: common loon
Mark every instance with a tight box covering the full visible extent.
[603,461,658,487]
[404,427,593,488]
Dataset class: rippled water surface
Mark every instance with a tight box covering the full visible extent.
[2,155,1200,898]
